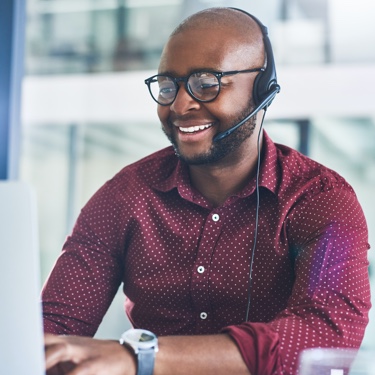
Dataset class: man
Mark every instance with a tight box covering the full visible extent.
[43,7,371,375]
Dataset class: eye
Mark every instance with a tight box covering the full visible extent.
[158,80,176,99]
[159,85,175,98]
[159,86,174,94]
[190,73,219,96]
[198,77,219,89]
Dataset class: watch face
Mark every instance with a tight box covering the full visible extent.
[122,329,158,351]
[127,330,155,343]
[139,332,154,343]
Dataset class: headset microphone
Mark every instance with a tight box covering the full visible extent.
[213,84,280,142]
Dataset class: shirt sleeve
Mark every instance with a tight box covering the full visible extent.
[222,186,371,375]
[42,182,126,336]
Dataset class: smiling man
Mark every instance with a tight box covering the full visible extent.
[157,20,262,167]
[43,7,370,375]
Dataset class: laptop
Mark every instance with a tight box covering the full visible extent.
[0,181,45,374]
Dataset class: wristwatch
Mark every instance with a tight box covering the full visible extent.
[119,329,159,375]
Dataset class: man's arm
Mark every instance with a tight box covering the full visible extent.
[42,181,126,336]
[45,333,250,375]
[223,186,371,375]
[156,334,249,375]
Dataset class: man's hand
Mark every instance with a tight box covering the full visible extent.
[44,333,136,375]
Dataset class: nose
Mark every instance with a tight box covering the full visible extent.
[169,84,201,115]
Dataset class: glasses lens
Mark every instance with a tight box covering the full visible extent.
[148,75,176,105]
[188,72,220,101]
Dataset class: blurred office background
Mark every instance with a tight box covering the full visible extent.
[4,0,375,344]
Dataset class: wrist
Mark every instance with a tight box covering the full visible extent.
[113,340,137,375]
[120,329,158,375]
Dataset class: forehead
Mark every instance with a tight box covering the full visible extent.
[159,25,256,75]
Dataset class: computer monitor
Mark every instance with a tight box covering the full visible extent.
[0,181,45,375]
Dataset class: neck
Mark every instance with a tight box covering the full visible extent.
[189,131,263,208]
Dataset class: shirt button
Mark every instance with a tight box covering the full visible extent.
[197,266,205,274]
[200,312,208,320]
[212,213,220,222]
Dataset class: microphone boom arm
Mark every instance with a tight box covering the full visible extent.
[213,85,280,142]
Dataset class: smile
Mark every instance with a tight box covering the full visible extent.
[178,124,212,133]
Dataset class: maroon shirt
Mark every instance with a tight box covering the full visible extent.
[42,131,371,375]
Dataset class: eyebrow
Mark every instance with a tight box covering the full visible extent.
[157,67,224,77]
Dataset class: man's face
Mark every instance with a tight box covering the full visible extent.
[157,26,261,166]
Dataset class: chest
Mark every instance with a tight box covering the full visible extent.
[122,194,295,330]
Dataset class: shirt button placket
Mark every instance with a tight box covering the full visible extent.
[192,210,223,331]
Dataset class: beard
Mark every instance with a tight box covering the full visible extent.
[163,100,257,166]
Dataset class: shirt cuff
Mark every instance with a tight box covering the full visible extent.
[222,322,282,375]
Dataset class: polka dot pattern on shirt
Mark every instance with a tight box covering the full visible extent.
[42,131,371,375]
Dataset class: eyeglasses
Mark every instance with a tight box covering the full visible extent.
[144,68,264,106]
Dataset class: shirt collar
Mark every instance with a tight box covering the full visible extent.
[152,130,280,199]
[246,130,279,196]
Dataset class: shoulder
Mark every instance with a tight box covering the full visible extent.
[274,142,355,198]
[88,146,178,204]
[109,146,177,190]
[273,144,368,244]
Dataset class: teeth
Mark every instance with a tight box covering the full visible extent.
[179,124,212,133]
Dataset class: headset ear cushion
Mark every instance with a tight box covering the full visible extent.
[252,70,263,106]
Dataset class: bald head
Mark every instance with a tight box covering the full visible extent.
[166,7,266,69]
[172,8,261,37]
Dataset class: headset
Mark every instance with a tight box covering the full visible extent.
[213,8,280,142]
[242,11,280,106]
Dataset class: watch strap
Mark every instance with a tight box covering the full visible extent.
[137,348,155,375]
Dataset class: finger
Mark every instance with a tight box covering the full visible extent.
[45,341,73,370]
[44,333,62,345]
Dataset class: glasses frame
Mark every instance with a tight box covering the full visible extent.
[144,68,265,106]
